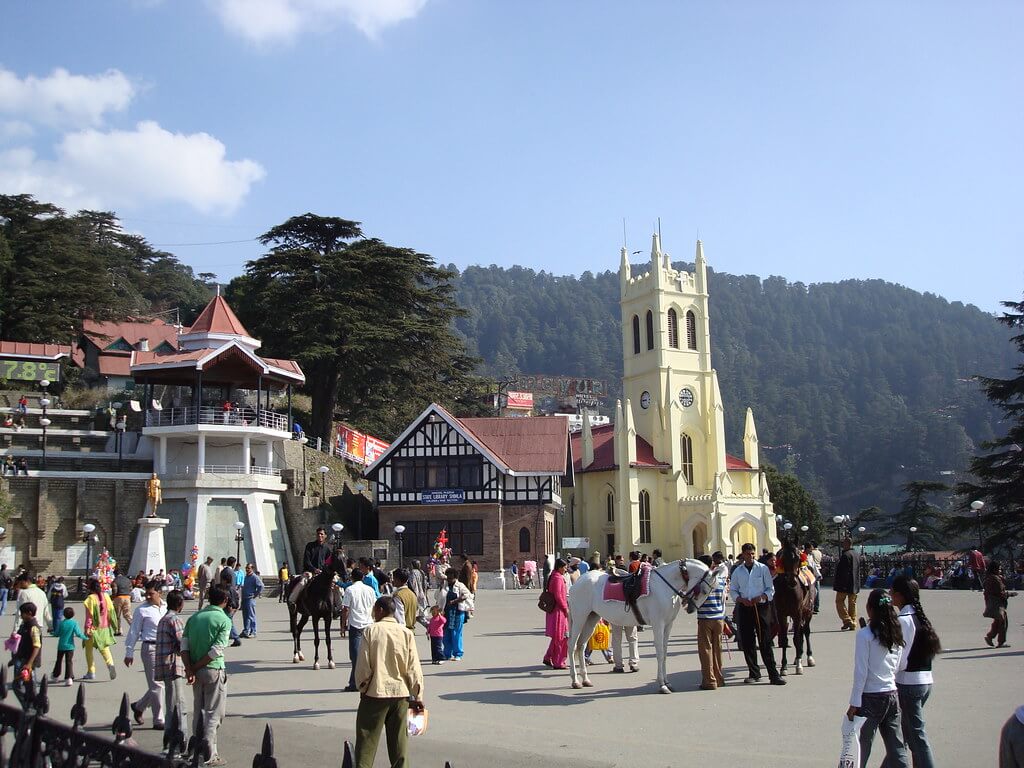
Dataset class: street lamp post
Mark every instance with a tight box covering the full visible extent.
[331,522,344,551]
[908,526,918,554]
[234,521,246,565]
[82,523,97,579]
[858,526,867,556]
[832,514,850,551]
[39,379,51,471]
[115,413,127,471]
[319,466,330,523]
[393,528,405,569]
[970,500,985,553]
[782,522,793,545]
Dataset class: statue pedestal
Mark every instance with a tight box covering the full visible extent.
[129,517,169,577]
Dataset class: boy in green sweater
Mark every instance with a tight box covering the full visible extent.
[52,606,88,686]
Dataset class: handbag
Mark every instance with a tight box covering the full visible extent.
[587,622,610,651]
[537,591,555,613]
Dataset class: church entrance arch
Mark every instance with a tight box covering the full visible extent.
[730,518,760,555]
[691,523,708,557]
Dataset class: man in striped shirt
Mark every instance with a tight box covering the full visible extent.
[696,554,727,690]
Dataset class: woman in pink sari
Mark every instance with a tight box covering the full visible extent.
[543,558,569,669]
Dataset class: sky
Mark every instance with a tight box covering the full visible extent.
[1,1,1021,311]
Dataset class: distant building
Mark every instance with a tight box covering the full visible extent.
[365,404,573,575]
[73,317,181,391]
[563,236,778,559]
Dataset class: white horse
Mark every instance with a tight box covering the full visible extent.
[567,559,713,694]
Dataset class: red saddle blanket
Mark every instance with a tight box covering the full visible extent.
[603,564,653,602]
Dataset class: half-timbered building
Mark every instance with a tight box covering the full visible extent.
[365,404,573,577]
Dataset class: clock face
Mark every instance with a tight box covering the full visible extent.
[640,391,651,409]
[679,388,694,408]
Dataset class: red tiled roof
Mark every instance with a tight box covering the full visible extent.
[570,424,755,473]
[262,357,304,376]
[82,317,179,350]
[131,346,304,382]
[0,341,72,359]
[726,454,754,470]
[570,424,670,473]
[188,296,250,337]
[460,416,569,474]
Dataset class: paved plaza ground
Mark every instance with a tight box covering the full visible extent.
[27,587,1022,766]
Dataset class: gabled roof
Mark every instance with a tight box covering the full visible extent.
[81,317,180,351]
[365,403,571,478]
[188,296,250,336]
[0,341,72,360]
[726,454,755,471]
[130,339,305,385]
[461,416,569,474]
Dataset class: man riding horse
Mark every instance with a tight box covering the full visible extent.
[290,527,343,615]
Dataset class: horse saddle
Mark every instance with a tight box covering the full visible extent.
[603,566,652,625]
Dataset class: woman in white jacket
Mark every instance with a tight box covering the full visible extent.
[847,588,908,767]
[435,568,473,661]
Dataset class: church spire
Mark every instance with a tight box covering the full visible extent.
[619,246,631,289]
[694,239,708,294]
[650,232,662,267]
[743,407,760,470]
[581,409,594,469]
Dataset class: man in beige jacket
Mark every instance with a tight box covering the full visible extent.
[354,596,424,768]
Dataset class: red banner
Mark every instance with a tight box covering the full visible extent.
[334,423,390,465]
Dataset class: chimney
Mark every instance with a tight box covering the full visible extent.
[137,338,149,352]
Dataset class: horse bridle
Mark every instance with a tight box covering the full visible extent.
[651,559,713,603]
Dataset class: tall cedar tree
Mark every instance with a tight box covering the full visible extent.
[952,298,1024,551]
[228,214,488,442]
[879,480,949,551]
[0,194,211,341]
[762,465,826,545]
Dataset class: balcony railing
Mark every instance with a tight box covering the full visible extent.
[170,464,282,477]
[146,406,289,432]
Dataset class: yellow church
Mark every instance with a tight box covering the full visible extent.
[565,234,779,559]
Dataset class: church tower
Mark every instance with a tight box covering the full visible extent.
[619,236,724,495]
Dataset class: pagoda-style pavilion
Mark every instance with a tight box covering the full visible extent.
[129,294,304,573]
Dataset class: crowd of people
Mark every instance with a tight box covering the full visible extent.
[3,529,1020,768]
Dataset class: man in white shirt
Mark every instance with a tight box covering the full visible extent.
[15,574,52,631]
[729,543,785,685]
[124,580,169,728]
[341,568,377,693]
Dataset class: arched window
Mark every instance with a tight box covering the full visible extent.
[631,315,641,354]
[606,491,615,522]
[667,308,679,348]
[519,526,531,553]
[639,490,652,544]
[680,433,694,485]
[645,310,655,350]
[686,310,697,350]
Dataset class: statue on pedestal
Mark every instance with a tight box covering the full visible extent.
[146,473,162,518]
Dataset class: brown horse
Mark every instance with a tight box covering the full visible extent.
[772,544,816,675]
[288,569,336,670]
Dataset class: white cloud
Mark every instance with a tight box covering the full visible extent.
[0,67,135,128]
[0,121,265,215]
[0,120,34,143]
[210,0,428,43]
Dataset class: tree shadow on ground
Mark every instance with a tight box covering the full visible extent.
[939,649,1022,661]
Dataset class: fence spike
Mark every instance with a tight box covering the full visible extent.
[342,740,354,768]
[252,723,277,768]
[35,674,49,715]
[0,664,7,700]
[71,682,87,730]
[112,692,132,743]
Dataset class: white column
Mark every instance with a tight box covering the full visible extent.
[243,435,251,474]
[265,441,273,471]
[159,436,167,475]
[197,434,206,474]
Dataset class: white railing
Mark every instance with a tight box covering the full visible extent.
[170,464,282,477]
[147,406,289,431]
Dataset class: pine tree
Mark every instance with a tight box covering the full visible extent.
[881,480,949,551]
[951,298,1024,551]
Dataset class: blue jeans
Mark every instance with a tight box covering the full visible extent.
[0,588,7,616]
[860,691,908,768]
[442,610,465,660]
[886,684,935,768]
[241,598,257,635]
[347,627,364,689]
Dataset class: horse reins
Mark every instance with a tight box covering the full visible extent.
[651,559,712,604]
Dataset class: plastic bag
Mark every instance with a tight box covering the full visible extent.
[587,623,610,651]
[407,707,429,736]
[838,715,865,768]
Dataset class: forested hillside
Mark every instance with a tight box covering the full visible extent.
[452,262,1013,517]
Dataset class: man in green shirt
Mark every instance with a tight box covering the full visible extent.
[180,585,232,767]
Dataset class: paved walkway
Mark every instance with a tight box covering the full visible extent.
[23,588,1021,766]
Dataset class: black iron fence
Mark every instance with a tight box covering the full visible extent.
[0,666,453,767]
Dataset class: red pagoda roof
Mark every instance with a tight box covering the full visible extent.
[570,423,753,473]
[187,296,251,337]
